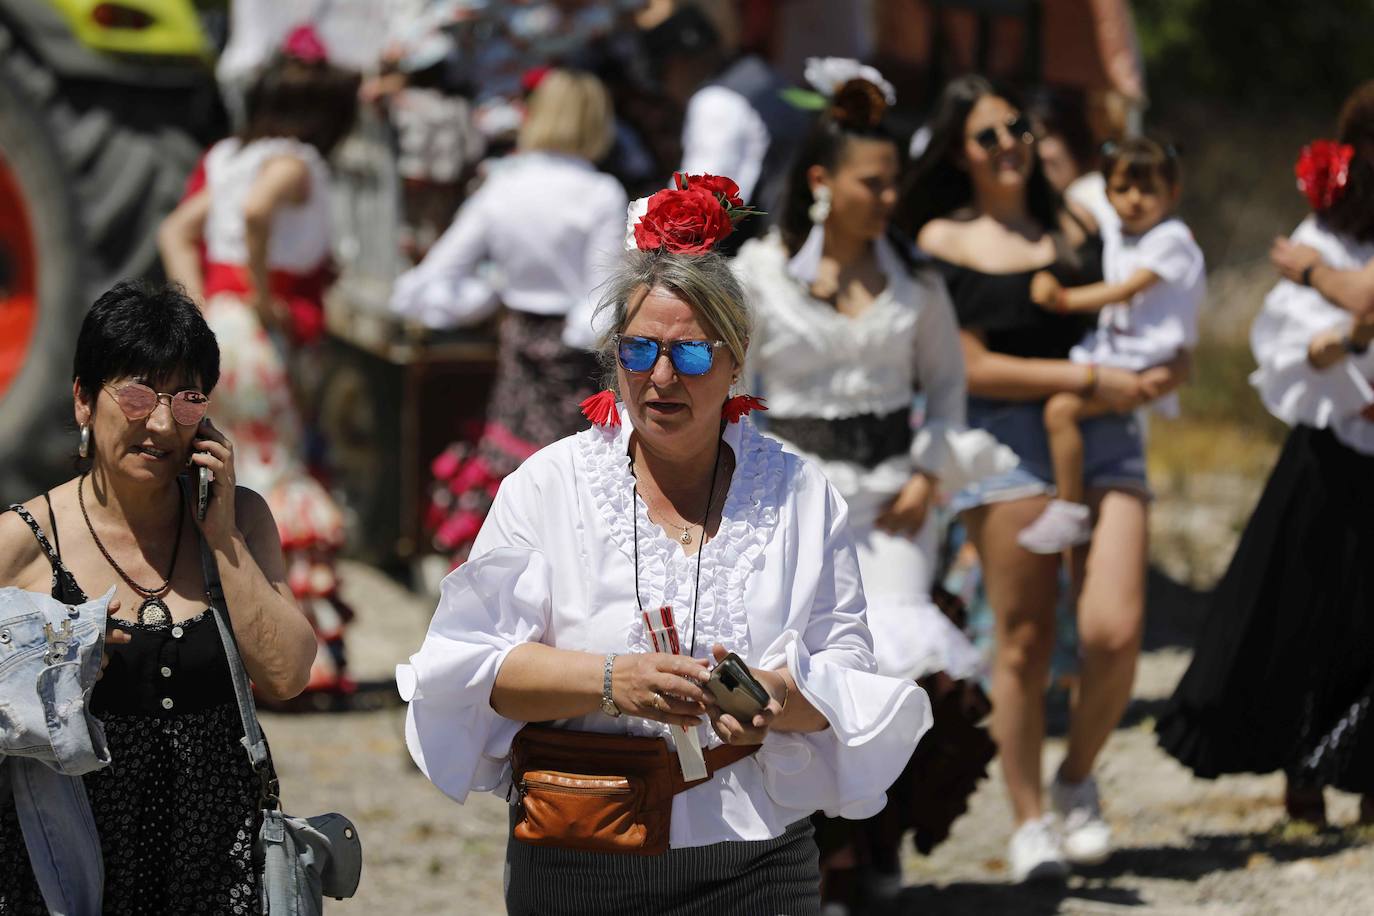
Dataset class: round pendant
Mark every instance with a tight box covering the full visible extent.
[138,597,171,627]
[679,530,693,544]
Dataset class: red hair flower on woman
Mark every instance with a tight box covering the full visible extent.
[1295,140,1355,211]
[625,173,761,255]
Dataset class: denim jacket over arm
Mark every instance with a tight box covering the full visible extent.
[0,585,113,915]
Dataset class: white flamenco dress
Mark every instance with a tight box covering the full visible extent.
[734,233,1016,683]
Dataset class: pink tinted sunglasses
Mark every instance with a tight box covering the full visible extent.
[104,383,210,427]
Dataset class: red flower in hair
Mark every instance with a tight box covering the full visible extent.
[282,24,328,63]
[1295,140,1355,211]
[633,187,733,255]
[679,173,744,209]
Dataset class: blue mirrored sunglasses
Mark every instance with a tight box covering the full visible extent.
[614,335,726,377]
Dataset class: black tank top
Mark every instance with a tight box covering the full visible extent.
[6,499,236,717]
[934,233,1104,360]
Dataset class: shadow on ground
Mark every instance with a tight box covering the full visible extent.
[873,829,1364,914]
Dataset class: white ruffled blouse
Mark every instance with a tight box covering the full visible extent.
[397,413,932,847]
[1250,217,1374,456]
[733,234,1016,494]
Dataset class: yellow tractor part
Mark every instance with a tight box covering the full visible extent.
[47,0,209,58]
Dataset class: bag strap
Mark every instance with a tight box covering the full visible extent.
[187,479,279,808]
[673,743,759,796]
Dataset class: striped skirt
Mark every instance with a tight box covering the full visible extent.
[504,813,820,916]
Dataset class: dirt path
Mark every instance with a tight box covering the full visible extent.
[263,562,1374,915]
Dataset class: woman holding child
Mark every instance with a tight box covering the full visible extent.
[898,75,1191,881]
[1158,81,1374,827]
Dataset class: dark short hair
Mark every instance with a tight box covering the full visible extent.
[73,281,220,402]
[240,54,360,157]
[1101,136,1180,190]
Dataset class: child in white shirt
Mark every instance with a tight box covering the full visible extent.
[1018,137,1206,553]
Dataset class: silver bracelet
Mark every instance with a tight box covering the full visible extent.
[599,653,621,718]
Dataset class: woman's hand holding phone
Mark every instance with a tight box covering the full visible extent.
[188,417,237,545]
[704,644,788,746]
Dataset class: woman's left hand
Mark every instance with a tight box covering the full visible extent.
[874,473,935,537]
[704,644,788,746]
[189,417,238,546]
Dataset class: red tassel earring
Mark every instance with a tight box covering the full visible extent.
[722,394,767,424]
[580,390,621,427]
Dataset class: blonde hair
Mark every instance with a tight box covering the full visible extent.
[517,70,615,162]
[594,250,751,389]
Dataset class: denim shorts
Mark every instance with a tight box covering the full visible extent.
[948,397,1151,515]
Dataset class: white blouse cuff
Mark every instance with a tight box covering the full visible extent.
[399,644,524,802]
[909,421,1020,492]
[1251,349,1374,429]
[753,630,932,819]
[397,548,551,802]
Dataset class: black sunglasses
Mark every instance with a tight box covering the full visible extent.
[614,335,726,376]
[969,114,1036,154]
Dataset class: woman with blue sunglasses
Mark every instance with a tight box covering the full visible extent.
[733,61,1015,907]
[399,175,930,914]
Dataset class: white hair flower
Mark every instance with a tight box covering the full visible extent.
[803,57,896,106]
[624,197,649,251]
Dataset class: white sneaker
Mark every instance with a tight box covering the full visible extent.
[1008,815,1069,883]
[1016,500,1092,554]
[1050,773,1112,866]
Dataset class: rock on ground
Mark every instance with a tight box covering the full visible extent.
[261,562,1374,915]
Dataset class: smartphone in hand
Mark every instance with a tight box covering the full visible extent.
[196,463,211,521]
[706,653,771,721]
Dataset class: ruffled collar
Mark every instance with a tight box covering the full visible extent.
[573,406,788,735]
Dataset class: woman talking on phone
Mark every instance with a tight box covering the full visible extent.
[399,176,931,915]
[0,281,316,913]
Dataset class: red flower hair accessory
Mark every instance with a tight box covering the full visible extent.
[580,390,620,427]
[626,173,762,255]
[1295,140,1355,211]
[282,24,329,63]
[722,395,767,424]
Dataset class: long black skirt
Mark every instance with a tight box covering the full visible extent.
[1157,425,1374,792]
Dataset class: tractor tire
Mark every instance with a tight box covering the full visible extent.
[0,25,208,502]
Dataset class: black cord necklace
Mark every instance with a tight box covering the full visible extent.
[630,437,724,659]
[78,472,184,627]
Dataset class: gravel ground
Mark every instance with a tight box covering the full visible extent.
[263,561,1374,915]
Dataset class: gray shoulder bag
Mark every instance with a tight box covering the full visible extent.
[198,536,363,914]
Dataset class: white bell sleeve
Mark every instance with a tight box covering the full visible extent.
[390,190,500,329]
[1249,220,1374,428]
[753,472,933,819]
[396,473,550,802]
[907,271,1018,490]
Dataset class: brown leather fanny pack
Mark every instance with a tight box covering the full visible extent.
[509,725,759,856]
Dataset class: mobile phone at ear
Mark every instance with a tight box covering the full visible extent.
[706,652,770,721]
[196,463,211,521]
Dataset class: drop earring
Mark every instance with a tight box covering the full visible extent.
[78,424,90,459]
[808,185,832,224]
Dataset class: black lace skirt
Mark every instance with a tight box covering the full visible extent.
[1157,426,1374,792]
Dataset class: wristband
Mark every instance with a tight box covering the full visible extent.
[1300,264,1315,287]
[1343,335,1370,355]
[1080,364,1099,397]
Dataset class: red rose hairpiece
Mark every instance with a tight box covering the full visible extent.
[1295,140,1355,211]
[626,173,761,255]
